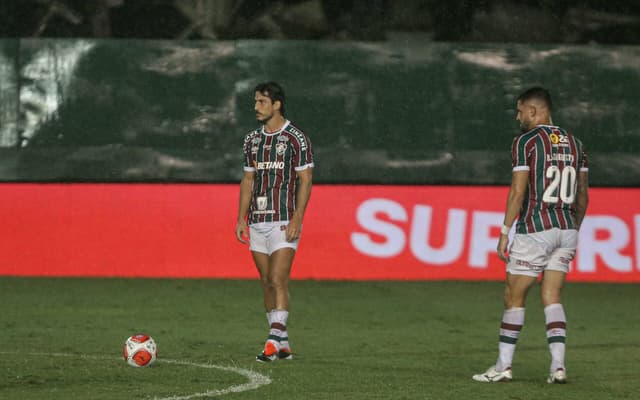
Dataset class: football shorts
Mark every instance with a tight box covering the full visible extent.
[507,228,578,277]
[249,221,300,255]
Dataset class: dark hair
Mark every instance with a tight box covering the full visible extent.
[254,81,286,116]
[518,87,552,110]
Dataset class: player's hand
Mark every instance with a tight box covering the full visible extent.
[285,215,302,242]
[235,220,249,244]
[497,234,509,262]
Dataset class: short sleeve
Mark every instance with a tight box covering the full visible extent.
[578,142,588,172]
[294,134,314,171]
[243,134,256,172]
[511,135,530,172]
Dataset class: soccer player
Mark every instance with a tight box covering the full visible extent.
[235,82,314,362]
[473,87,588,384]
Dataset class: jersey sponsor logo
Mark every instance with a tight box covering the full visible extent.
[255,161,285,170]
[288,127,308,151]
[549,133,570,147]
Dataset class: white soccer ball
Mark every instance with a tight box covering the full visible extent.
[123,334,158,367]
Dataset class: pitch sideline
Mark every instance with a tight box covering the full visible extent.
[0,351,272,399]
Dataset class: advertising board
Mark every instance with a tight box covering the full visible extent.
[1,184,637,282]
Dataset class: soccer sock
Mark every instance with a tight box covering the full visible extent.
[496,307,525,372]
[544,303,567,373]
[269,309,289,349]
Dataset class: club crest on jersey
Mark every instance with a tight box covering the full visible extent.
[276,142,288,155]
[252,137,261,144]
[277,135,289,142]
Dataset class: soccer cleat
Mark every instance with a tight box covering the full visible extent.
[547,368,567,384]
[472,366,513,382]
[256,339,279,363]
[278,348,293,360]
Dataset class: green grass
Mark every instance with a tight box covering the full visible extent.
[1,278,639,399]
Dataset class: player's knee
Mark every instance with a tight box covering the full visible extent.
[502,292,510,308]
[541,290,561,306]
[502,287,517,308]
[259,274,273,289]
[268,275,288,290]
[503,290,526,309]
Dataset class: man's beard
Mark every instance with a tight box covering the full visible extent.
[257,113,272,124]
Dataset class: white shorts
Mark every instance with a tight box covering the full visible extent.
[507,228,578,277]
[249,221,300,255]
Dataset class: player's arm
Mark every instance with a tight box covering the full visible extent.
[574,171,589,229]
[497,170,528,262]
[235,170,255,244]
[286,167,313,242]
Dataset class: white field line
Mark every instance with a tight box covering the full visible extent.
[153,358,271,400]
[0,351,272,399]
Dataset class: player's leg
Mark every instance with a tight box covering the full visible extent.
[474,232,542,383]
[249,225,280,362]
[497,273,537,371]
[249,224,275,312]
[504,271,537,308]
[252,251,276,312]
[541,270,567,383]
[499,231,551,374]
[473,273,537,382]
[269,248,295,310]
[254,222,299,362]
[541,229,575,383]
[267,247,295,359]
[541,231,575,383]
[252,250,281,362]
[541,269,565,306]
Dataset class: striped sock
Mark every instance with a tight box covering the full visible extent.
[269,309,289,349]
[545,303,567,373]
[496,307,525,372]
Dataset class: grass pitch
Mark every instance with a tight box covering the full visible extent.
[1,277,639,400]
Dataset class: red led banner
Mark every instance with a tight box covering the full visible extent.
[0,184,638,282]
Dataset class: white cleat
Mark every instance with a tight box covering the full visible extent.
[472,366,513,382]
[547,368,567,384]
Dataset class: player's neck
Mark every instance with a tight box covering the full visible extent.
[535,115,553,127]
[263,115,287,133]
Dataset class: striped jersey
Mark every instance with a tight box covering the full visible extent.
[243,120,314,225]
[512,124,588,234]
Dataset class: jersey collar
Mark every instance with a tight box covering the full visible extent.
[261,120,290,136]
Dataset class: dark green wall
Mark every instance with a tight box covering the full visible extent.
[0,38,638,185]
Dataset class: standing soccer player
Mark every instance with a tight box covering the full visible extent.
[235,82,314,362]
[473,87,588,383]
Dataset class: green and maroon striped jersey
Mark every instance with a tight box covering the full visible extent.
[511,124,588,234]
[243,120,314,224]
